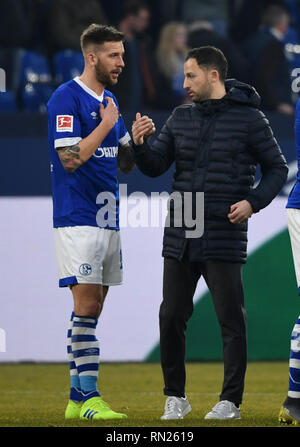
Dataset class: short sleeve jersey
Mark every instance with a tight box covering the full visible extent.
[47,77,130,229]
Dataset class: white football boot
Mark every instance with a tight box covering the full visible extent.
[161,396,192,420]
[204,400,241,420]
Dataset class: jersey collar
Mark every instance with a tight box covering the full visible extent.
[73,76,104,102]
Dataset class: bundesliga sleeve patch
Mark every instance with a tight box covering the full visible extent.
[56,115,74,132]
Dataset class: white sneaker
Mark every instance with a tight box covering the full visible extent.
[161,396,192,420]
[204,400,241,420]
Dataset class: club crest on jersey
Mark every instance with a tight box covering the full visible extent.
[56,115,73,132]
[93,146,119,158]
[79,263,92,276]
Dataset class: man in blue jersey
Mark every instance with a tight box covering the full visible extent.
[279,98,300,425]
[47,24,147,421]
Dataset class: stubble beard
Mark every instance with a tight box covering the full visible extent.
[194,81,214,102]
[95,62,117,87]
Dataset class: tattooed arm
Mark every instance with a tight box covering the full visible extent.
[56,97,119,173]
[56,144,85,173]
[118,141,135,174]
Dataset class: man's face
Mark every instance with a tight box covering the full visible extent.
[278,15,290,36]
[93,41,125,86]
[183,58,214,102]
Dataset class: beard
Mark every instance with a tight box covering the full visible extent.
[95,61,121,87]
[193,81,214,102]
[95,62,113,86]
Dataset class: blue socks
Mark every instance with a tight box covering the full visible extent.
[67,312,83,402]
[67,312,101,403]
[288,315,300,398]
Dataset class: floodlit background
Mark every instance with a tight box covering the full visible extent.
[0,0,299,362]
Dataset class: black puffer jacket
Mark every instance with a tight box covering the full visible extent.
[133,79,288,263]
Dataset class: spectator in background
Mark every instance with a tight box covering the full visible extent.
[46,0,108,54]
[112,0,156,111]
[242,4,294,115]
[153,22,188,109]
[187,20,249,82]
[229,0,287,44]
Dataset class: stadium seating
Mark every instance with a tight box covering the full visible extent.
[53,49,84,84]
[17,49,52,89]
[0,90,17,112]
[21,82,54,113]
[14,49,54,112]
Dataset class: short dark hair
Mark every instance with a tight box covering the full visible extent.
[80,24,124,52]
[186,46,228,83]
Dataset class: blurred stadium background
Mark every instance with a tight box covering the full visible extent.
[0,0,300,368]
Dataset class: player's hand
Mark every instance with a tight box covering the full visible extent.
[99,97,119,129]
[228,200,253,224]
[132,112,156,145]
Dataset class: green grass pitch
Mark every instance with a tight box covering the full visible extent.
[0,362,296,427]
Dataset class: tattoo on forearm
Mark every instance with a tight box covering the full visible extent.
[118,142,136,174]
[56,145,85,173]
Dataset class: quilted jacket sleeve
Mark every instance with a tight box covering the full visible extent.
[245,109,288,212]
[133,114,175,177]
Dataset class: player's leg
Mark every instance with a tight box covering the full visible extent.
[202,260,246,420]
[71,283,126,420]
[159,256,200,420]
[279,208,300,424]
[288,316,300,401]
[279,315,300,425]
[65,284,108,419]
[71,283,106,401]
[55,226,125,420]
[72,283,107,317]
[65,311,83,419]
[73,229,126,420]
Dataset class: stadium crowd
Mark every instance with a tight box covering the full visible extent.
[0,0,299,114]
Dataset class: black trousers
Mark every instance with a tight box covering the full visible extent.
[159,257,247,405]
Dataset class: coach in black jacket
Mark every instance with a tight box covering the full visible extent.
[132,46,288,421]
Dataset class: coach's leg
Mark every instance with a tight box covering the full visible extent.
[70,284,109,401]
[202,261,247,406]
[160,257,200,397]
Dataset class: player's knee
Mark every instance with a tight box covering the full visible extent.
[73,284,105,318]
[75,300,102,318]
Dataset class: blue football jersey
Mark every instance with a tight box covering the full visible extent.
[47,76,131,229]
[287,98,300,209]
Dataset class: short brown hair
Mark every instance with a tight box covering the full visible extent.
[80,24,124,52]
